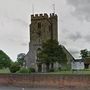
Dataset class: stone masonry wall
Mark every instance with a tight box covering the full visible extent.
[0,74,90,89]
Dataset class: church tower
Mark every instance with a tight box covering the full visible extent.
[25,13,58,71]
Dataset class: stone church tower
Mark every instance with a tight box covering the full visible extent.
[25,13,58,71]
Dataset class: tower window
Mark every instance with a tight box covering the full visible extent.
[38,22,41,29]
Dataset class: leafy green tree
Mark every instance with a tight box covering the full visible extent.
[80,49,88,59]
[37,39,67,71]
[0,50,12,69]
[17,53,26,67]
[9,62,20,73]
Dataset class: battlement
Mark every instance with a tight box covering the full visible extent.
[31,13,57,20]
[31,13,48,20]
[50,13,57,18]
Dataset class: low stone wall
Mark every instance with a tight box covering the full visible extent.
[0,74,90,89]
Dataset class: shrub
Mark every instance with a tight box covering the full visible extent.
[17,67,29,73]
[16,67,36,74]
[28,68,35,73]
[9,62,20,73]
[49,68,54,72]
[58,67,61,71]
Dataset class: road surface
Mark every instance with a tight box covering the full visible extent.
[0,86,89,90]
[0,87,59,90]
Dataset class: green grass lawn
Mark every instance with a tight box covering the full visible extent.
[0,68,10,73]
[0,68,90,74]
[50,70,90,74]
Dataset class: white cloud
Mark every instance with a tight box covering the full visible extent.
[67,0,90,21]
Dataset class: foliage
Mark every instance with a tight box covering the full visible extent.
[17,67,29,73]
[80,49,88,59]
[0,50,12,69]
[28,68,35,73]
[37,39,67,70]
[58,67,61,71]
[17,67,35,73]
[17,53,26,67]
[9,62,20,73]
[0,68,10,73]
[49,68,54,72]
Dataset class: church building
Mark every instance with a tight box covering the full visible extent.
[25,13,74,72]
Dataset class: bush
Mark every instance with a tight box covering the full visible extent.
[28,68,35,73]
[58,67,61,71]
[17,67,35,73]
[49,68,54,72]
[17,67,29,73]
[9,62,20,73]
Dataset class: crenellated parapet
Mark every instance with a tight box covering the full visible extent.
[31,13,49,20]
[31,13,57,20]
[50,13,57,19]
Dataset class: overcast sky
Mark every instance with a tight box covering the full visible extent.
[0,0,90,61]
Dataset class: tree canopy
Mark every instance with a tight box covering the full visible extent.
[0,50,12,69]
[80,49,88,59]
[37,39,67,67]
[9,61,20,73]
[17,53,26,67]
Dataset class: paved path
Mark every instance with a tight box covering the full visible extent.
[0,86,89,90]
[0,87,59,90]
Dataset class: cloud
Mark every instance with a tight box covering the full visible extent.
[61,41,67,46]
[69,49,80,58]
[21,43,28,46]
[9,18,28,27]
[0,0,30,60]
[67,0,90,21]
[68,32,82,41]
[70,49,79,55]
[84,34,90,42]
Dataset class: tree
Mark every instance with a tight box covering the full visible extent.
[80,49,88,59]
[37,39,67,71]
[0,50,12,69]
[17,53,26,67]
[9,62,20,73]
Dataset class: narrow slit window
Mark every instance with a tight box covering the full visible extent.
[38,22,41,29]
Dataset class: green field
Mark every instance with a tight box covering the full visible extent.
[0,68,10,73]
[50,70,90,74]
[0,68,90,74]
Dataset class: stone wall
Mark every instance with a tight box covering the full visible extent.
[0,74,90,89]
